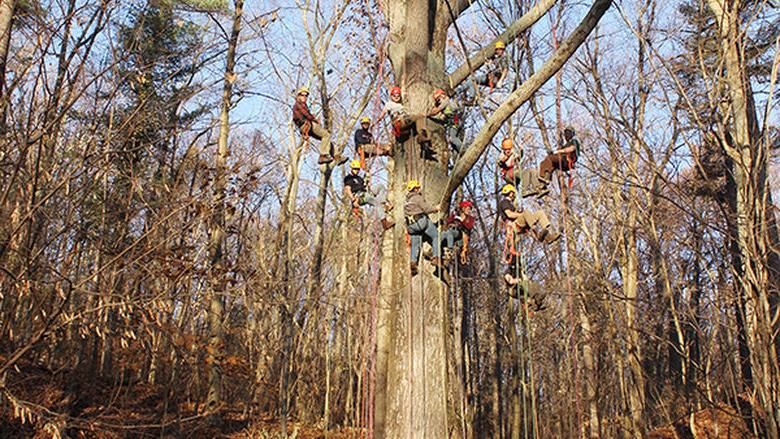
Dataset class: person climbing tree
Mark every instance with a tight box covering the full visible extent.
[404,180,443,275]
[503,253,547,311]
[466,41,510,104]
[498,184,560,245]
[376,86,436,160]
[354,116,391,158]
[441,200,475,265]
[428,89,464,154]
[292,87,347,165]
[497,137,549,198]
[539,126,581,185]
[344,160,394,230]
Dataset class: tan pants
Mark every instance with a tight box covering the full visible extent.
[512,209,550,231]
[358,143,390,157]
[304,121,333,156]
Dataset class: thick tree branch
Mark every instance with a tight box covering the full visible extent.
[446,0,557,90]
[443,0,613,203]
[449,0,474,20]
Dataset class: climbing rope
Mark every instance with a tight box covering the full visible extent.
[357,2,391,434]
[514,141,538,439]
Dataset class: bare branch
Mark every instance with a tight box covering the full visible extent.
[443,0,613,204]
[446,0,557,90]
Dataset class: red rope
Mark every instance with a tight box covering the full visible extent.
[552,6,582,436]
[361,0,389,435]
[560,161,581,438]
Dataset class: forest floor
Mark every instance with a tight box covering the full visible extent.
[0,357,359,438]
[0,357,759,438]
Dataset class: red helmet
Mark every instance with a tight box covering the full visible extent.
[433,88,446,99]
[390,86,401,96]
[459,200,473,209]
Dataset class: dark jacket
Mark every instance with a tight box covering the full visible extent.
[354,128,373,150]
[292,101,316,127]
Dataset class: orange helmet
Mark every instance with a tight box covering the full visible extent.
[390,86,401,96]
[501,138,513,150]
[433,88,447,99]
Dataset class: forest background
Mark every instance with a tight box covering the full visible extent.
[0,0,778,437]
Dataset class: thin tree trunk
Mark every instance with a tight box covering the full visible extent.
[0,0,15,127]
[708,0,780,433]
[206,0,243,416]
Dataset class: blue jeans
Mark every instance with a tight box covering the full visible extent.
[407,216,440,262]
[441,228,462,249]
[446,124,463,153]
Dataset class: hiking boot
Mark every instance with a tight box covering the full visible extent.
[415,129,431,145]
[410,262,419,276]
[544,230,561,244]
[318,154,334,164]
[535,187,550,200]
[538,228,560,244]
[334,154,348,166]
[383,201,393,212]
[381,218,395,230]
[421,145,438,161]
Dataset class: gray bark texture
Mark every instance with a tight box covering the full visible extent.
[206,0,243,416]
[374,0,612,437]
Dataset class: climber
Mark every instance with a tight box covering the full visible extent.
[343,160,394,230]
[539,126,580,185]
[428,89,464,154]
[441,200,475,265]
[376,86,436,160]
[404,180,443,275]
[498,184,559,292]
[354,116,391,158]
[498,184,560,245]
[503,261,547,312]
[292,87,347,165]
[497,138,548,198]
[466,41,509,104]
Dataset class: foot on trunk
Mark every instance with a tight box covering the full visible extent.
[333,154,348,166]
[381,218,395,230]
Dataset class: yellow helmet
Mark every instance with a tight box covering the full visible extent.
[349,159,362,169]
[501,184,516,195]
[406,179,421,191]
[360,116,370,124]
[495,41,506,50]
[297,86,310,95]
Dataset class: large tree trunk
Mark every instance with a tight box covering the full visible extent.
[374,1,612,436]
[708,0,780,434]
[379,0,451,436]
[206,0,243,416]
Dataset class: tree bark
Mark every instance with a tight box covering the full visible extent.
[206,0,243,416]
[0,0,15,116]
[376,1,611,436]
[707,0,780,434]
